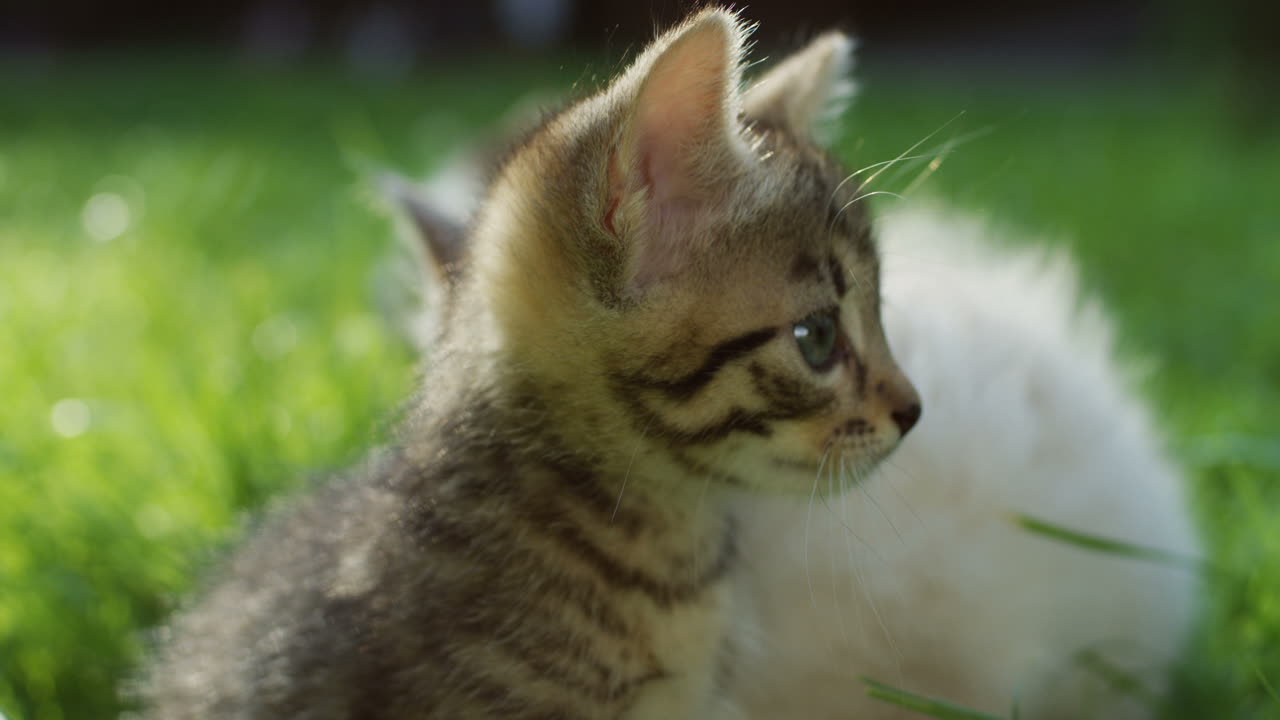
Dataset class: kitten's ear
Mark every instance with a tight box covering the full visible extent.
[743,31,857,144]
[380,173,467,286]
[608,9,753,291]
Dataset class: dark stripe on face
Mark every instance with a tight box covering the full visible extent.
[747,362,836,418]
[610,389,773,446]
[790,253,824,284]
[610,376,830,449]
[845,341,868,397]
[614,326,777,402]
[828,252,848,297]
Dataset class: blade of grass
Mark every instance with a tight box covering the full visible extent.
[1257,665,1280,706]
[1075,650,1158,709]
[1011,513,1209,574]
[1185,434,1280,472]
[862,677,1006,720]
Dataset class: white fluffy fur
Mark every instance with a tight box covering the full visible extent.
[730,203,1200,719]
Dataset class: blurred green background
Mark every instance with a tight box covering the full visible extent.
[1,1,1278,718]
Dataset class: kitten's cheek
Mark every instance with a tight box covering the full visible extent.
[795,412,901,467]
[777,414,846,459]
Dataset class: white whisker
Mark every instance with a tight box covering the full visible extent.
[858,474,904,545]
[833,190,905,224]
[844,462,905,678]
[828,111,967,205]
[880,458,924,527]
[614,413,655,521]
[805,443,833,617]
[874,123,997,194]
[830,454,850,645]
[901,154,947,197]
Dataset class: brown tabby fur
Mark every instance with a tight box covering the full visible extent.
[139,9,919,719]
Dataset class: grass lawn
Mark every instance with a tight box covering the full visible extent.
[0,55,1276,719]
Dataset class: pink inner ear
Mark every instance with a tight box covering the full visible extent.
[609,12,745,292]
[605,142,698,288]
[632,66,725,204]
[603,195,621,236]
[604,149,626,236]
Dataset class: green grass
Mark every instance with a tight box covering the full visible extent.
[1,55,1277,719]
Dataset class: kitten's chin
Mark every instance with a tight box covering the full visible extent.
[723,445,897,496]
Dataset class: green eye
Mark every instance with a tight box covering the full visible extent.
[793,310,839,370]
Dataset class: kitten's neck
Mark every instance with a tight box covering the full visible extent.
[407,366,735,580]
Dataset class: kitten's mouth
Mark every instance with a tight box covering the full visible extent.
[770,439,899,479]
[772,456,820,471]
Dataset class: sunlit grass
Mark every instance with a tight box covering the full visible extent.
[1,56,1277,718]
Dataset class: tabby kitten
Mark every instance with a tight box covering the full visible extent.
[390,35,1200,720]
[141,9,919,719]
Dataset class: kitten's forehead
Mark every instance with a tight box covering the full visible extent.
[732,125,873,264]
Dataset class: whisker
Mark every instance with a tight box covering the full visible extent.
[813,457,883,562]
[832,190,905,225]
[844,462,906,678]
[875,250,970,269]
[880,458,924,527]
[841,153,937,182]
[805,443,834,618]
[691,442,734,581]
[838,455,862,639]
[875,123,999,194]
[830,454,850,646]
[858,470,904,545]
[901,155,947,197]
[829,110,967,204]
[614,413,655,521]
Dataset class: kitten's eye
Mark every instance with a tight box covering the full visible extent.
[793,310,839,370]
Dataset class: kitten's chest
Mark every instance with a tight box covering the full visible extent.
[618,580,744,720]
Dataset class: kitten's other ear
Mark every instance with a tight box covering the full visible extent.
[608,9,753,291]
[379,173,467,286]
[743,31,857,144]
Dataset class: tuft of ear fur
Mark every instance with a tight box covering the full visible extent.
[743,31,857,145]
[608,8,754,292]
[375,172,472,351]
[379,172,469,284]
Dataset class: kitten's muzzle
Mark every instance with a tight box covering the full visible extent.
[891,402,922,435]
[878,368,921,438]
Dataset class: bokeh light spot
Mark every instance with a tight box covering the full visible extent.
[252,314,299,359]
[337,313,378,357]
[50,399,91,438]
[81,192,131,242]
[135,504,172,540]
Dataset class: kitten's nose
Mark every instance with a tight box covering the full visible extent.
[878,368,921,437]
[891,402,921,436]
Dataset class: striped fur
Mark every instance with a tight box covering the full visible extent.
[139,9,918,719]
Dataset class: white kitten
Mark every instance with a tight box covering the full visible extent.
[730,204,1200,719]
